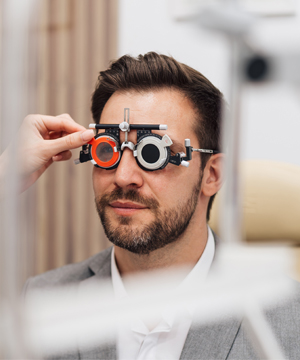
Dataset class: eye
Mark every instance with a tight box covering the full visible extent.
[96,142,114,162]
[170,147,180,156]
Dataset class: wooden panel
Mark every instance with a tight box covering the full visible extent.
[34,0,117,275]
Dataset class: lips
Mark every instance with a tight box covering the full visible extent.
[110,201,147,210]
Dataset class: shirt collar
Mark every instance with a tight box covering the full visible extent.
[111,226,215,329]
[111,248,128,300]
[178,225,215,293]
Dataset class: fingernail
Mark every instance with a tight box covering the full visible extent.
[81,129,94,141]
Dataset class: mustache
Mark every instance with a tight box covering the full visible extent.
[96,188,159,210]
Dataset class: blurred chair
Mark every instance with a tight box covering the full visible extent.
[209,160,300,243]
[209,160,300,280]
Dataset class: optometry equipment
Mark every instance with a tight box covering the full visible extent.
[75,108,219,171]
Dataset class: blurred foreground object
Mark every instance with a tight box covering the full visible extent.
[25,245,296,359]
[0,0,39,358]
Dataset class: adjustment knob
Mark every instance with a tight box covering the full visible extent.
[119,122,130,131]
[181,160,189,167]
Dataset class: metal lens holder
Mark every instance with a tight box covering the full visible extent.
[75,108,219,170]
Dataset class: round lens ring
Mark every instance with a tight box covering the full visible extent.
[89,134,121,169]
[96,142,114,163]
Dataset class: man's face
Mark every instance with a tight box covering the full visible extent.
[93,89,204,255]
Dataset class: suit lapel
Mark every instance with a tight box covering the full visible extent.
[180,316,242,360]
[77,247,117,360]
[88,246,113,278]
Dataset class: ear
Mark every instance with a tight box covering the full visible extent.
[201,154,224,197]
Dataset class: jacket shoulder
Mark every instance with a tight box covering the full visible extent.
[24,247,112,291]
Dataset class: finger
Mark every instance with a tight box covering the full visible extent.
[43,129,94,157]
[48,131,68,140]
[36,115,87,135]
[52,150,72,162]
[56,113,73,121]
[46,131,61,140]
[48,130,71,140]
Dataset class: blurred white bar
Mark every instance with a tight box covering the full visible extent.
[220,35,244,245]
[192,4,255,245]
[195,4,252,245]
[0,0,38,358]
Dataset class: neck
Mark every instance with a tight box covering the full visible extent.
[114,212,209,276]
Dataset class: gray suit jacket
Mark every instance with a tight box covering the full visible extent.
[25,242,300,360]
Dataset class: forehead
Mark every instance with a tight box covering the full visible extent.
[100,89,198,143]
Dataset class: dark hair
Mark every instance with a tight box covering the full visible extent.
[91,52,223,221]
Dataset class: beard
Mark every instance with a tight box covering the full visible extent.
[95,180,202,255]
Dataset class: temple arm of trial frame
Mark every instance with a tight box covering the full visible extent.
[169,139,220,167]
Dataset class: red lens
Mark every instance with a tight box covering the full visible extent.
[89,136,120,168]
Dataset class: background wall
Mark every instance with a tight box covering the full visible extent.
[118,0,300,166]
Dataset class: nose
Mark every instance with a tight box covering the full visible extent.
[113,148,144,189]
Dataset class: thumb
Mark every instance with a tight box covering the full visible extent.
[45,129,94,157]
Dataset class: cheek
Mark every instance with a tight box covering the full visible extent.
[147,163,200,204]
[92,168,114,195]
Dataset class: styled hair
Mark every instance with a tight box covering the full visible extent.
[91,52,223,220]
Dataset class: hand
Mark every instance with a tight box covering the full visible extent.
[0,114,95,193]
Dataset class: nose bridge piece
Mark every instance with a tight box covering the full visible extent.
[120,141,135,151]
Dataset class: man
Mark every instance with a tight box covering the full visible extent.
[22,52,300,359]
[90,52,223,271]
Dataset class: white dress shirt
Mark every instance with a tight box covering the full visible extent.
[111,226,215,360]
